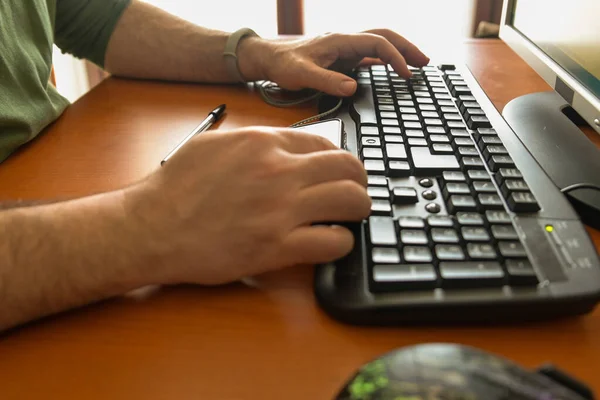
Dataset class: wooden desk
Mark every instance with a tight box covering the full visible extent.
[1,40,599,399]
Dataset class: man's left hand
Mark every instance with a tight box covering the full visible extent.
[237,29,430,97]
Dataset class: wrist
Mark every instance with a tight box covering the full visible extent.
[236,36,272,82]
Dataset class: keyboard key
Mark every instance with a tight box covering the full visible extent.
[368,216,397,246]
[450,129,470,137]
[489,155,515,171]
[380,111,398,119]
[406,130,425,137]
[403,246,433,263]
[444,113,463,121]
[382,118,400,126]
[459,101,480,114]
[371,264,437,291]
[501,179,530,197]
[458,146,479,157]
[435,245,466,261]
[466,243,497,259]
[398,217,426,229]
[424,118,443,126]
[362,137,381,147]
[463,108,486,119]
[478,194,504,209]
[371,199,392,216]
[496,168,523,184]
[383,126,402,134]
[426,126,447,134]
[459,95,477,102]
[404,121,423,129]
[364,159,386,174]
[447,121,466,129]
[452,86,472,97]
[460,157,485,169]
[372,247,401,264]
[418,178,434,188]
[438,100,455,107]
[443,171,466,182]
[421,189,437,200]
[430,134,450,143]
[461,227,491,242]
[402,114,420,121]
[448,195,478,213]
[398,100,415,107]
[363,148,384,159]
[368,186,390,199]
[453,137,474,147]
[422,111,440,118]
[432,143,454,154]
[427,215,455,227]
[393,187,418,204]
[479,135,503,146]
[368,175,387,186]
[467,170,491,181]
[411,146,460,175]
[418,104,437,111]
[456,212,484,226]
[483,145,509,160]
[491,225,519,240]
[440,262,504,287]
[399,107,417,114]
[444,183,471,198]
[384,135,403,143]
[472,181,498,193]
[498,241,527,258]
[441,106,458,113]
[425,202,442,214]
[467,115,492,130]
[507,191,540,212]
[400,230,429,245]
[431,228,460,244]
[506,259,538,286]
[388,160,411,177]
[361,125,379,136]
[486,210,512,224]
[386,143,407,159]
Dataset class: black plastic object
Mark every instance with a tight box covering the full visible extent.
[503,91,600,230]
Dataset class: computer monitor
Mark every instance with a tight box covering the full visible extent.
[499,0,600,134]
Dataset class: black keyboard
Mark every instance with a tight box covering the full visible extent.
[314,63,600,325]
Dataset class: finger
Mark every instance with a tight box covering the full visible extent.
[267,128,341,154]
[294,180,371,225]
[296,150,368,187]
[357,57,384,67]
[365,29,430,67]
[297,62,358,97]
[329,32,412,79]
[279,225,355,265]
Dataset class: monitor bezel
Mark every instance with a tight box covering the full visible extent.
[499,0,600,134]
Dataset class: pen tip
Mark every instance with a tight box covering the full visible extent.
[212,104,226,120]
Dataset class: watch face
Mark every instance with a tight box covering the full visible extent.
[292,119,344,149]
[334,344,587,400]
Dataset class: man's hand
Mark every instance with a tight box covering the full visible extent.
[238,29,430,97]
[126,127,371,285]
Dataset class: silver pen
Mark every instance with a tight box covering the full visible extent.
[161,104,226,165]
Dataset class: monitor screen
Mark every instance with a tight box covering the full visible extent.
[512,0,600,99]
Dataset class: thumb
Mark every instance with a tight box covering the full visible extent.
[301,64,357,97]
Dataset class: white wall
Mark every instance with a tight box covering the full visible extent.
[52,0,476,100]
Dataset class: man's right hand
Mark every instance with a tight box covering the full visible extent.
[126,127,371,286]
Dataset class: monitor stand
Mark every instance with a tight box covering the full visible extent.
[502,91,600,229]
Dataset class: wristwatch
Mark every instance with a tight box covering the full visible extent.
[223,28,259,83]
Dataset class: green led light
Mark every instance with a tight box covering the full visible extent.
[545,225,554,232]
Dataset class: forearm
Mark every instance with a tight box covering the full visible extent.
[0,190,151,332]
[104,0,269,83]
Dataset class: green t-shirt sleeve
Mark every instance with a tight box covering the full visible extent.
[54,0,132,67]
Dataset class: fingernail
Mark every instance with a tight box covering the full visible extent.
[340,80,356,95]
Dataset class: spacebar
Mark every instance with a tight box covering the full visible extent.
[410,146,460,176]
[349,85,377,125]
